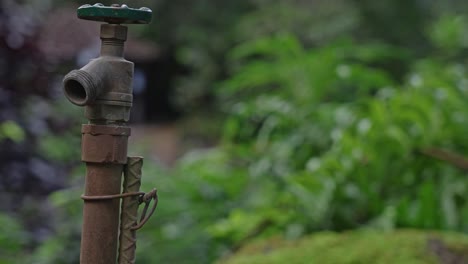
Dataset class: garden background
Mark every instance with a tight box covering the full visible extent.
[1,0,468,263]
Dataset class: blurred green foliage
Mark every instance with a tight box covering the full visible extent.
[221,229,468,264]
[0,213,28,264]
[0,121,25,143]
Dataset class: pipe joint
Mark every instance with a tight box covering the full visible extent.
[63,57,134,122]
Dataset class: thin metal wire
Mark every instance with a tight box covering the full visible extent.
[80,189,158,231]
[79,158,158,264]
[81,191,145,201]
[131,188,158,231]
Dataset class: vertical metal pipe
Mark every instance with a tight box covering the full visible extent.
[118,157,143,264]
[81,163,123,264]
[63,5,153,263]
[73,21,133,264]
[80,124,131,264]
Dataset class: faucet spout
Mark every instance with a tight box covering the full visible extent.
[62,24,133,123]
[63,64,104,106]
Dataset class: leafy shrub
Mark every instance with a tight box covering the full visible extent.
[125,26,468,262]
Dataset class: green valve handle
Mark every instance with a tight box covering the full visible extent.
[77,3,152,24]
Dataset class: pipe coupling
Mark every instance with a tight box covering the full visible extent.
[81,124,131,164]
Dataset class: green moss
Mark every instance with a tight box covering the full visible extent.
[220,229,468,264]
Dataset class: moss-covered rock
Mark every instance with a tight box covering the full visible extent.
[220,229,468,264]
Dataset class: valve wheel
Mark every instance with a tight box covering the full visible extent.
[77,3,152,24]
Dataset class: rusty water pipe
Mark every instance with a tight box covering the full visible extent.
[68,23,132,264]
[62,4,153,264]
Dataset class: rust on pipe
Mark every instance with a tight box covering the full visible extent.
[81,163,123,264]
[80,124,130,264]
[118,157,143,264]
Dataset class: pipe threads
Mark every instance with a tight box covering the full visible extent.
[63,70,101,106]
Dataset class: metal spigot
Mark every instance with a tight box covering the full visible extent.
[63,3,152,123]
[62,4,154,264]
